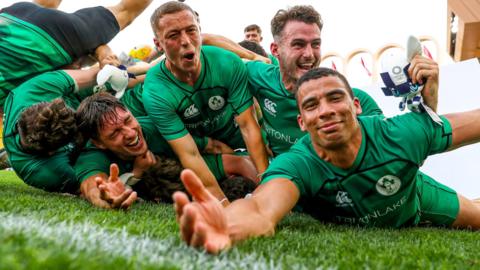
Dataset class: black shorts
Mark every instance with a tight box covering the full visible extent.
[2,2,120,59]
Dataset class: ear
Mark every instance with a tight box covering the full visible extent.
[270,42,279,57]
[297,114,307,132]
[91,138,107,150]
[353,97,362,115]
[153,37,164,53]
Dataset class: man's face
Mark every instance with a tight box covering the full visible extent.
[93,108,147,160]
[154,10,202,75]
[272,21,322,87]
[297,76,361,150]
[244,29,262,44]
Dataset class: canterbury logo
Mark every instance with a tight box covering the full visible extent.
[184,104,199,118]
[264,98,277,114]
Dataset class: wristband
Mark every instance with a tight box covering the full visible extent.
[119,172,142,187]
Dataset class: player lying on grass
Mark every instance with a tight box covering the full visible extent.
[75,93,257,208]
[173,67,480,253]
[2,61,156,193]
[2,67,105,193]
[0,0,153,107]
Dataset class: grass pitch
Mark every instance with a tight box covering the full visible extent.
[0,170,478,269]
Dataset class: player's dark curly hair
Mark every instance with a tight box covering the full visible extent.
[238,40,268,57]
[220,176,257,202]
[17,98,77,155]
[271,5,323,42]
[75,92,128,146]
[134,156,186,203]
[135,155,257,203]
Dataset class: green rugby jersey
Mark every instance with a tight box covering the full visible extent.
[120,83,147,117]
[246,61,383,156]
[143,45,253,149]
[3,71,81,193]
[261,113,452,228]
[0,13,71,106]
[74,117,221,182]
[268,54,279,66]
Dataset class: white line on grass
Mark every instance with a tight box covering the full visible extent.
[0,212,298,270]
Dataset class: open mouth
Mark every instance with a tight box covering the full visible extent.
[298,63,314,70]
[183,52,195,61]
[126,135,140,147]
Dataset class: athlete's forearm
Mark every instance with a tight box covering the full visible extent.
[202,33,270,63]
[180,152,228,203]
[225,197,276,243]
[64,66,100,90]
[238,115,269,176]
[170,136,228,203]
[94,44,120,67]
[80,174,110,208]
[225,179,299,242]
[445,109,480,150]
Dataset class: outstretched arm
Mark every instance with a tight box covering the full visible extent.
[235,106,269,177]
[169,135,229,205]
[80,164,137,209]
[202,33,271,64]
[445,109,480,150]
[64,67,100,90]
[33,0,62,9]
[173,169,299,254]
[107,0,153,30]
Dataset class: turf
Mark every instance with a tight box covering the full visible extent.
[0,170,478,269]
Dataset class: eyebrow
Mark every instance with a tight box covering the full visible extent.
[300,88,346,108]
[325,89,346,97]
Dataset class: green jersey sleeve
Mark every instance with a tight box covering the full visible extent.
[261,152,306,196]
[16,148,78,193]
[120,83,147,117]
[371,113,452,164]
[74,145,112,182]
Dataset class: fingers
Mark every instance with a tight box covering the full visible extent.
[120,191,137,209]
[98,183,110,203]
[180,169,216,202]
[180,204,197,244]
[109,163,120,182]
[408,55,438,84]
[190,222,207,248]
[95,176,106,187]
[173,191,190,221]
[110,189,133,208]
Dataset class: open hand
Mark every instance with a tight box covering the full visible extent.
[173,169,231,253]
[95,163,137,209]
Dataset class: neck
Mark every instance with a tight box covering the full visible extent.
[281,76,296,94]
[279,66,297,93]
[166,60,200,86]
[313,127,363,169]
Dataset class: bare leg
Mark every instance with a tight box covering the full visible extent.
[222,154,257,181]
[106,0,153,30]
[33,0,62,9]
[451,194,480,229]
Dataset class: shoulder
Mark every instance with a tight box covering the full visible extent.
[202,45,243,66]
[245,61,281,87]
